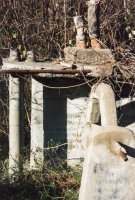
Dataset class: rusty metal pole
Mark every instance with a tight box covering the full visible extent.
[0,69,92,74]
[119,151,128,162]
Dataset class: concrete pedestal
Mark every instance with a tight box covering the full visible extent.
[64,47,114,65]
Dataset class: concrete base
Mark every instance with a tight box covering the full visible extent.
[79,125,135,200]
[64,47,115,65]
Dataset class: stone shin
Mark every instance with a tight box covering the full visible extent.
[74,16,86,48]
[87,0,101,48]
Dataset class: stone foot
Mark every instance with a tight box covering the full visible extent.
[91,38,102,49]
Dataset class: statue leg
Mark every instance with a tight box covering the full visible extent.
[87,0,102,48]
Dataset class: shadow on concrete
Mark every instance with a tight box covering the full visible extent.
[41,78,90,160]
[117,101,135,127]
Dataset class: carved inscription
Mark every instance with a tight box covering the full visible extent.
[90,164,134,200]
[44,98,88,148]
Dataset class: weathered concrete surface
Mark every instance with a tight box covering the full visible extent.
[64,47,115,64]
[9,75,24,174]
[2,58,114,78]
[30,78,44,168]
[79,83,135,199]
[66,98,89,166]
[86,98,100,124]
[79,125,135,200]
[90,83,117,126]
[78,65,113,77]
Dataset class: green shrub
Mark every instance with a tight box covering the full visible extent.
[0,153,82,200]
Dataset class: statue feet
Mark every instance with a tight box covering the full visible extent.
[90,38,102,49]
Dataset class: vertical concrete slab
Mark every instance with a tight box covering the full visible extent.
[67,97,90,166]
[30,78,44,168]
[42,78,91,166]
[9,75,24,174]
